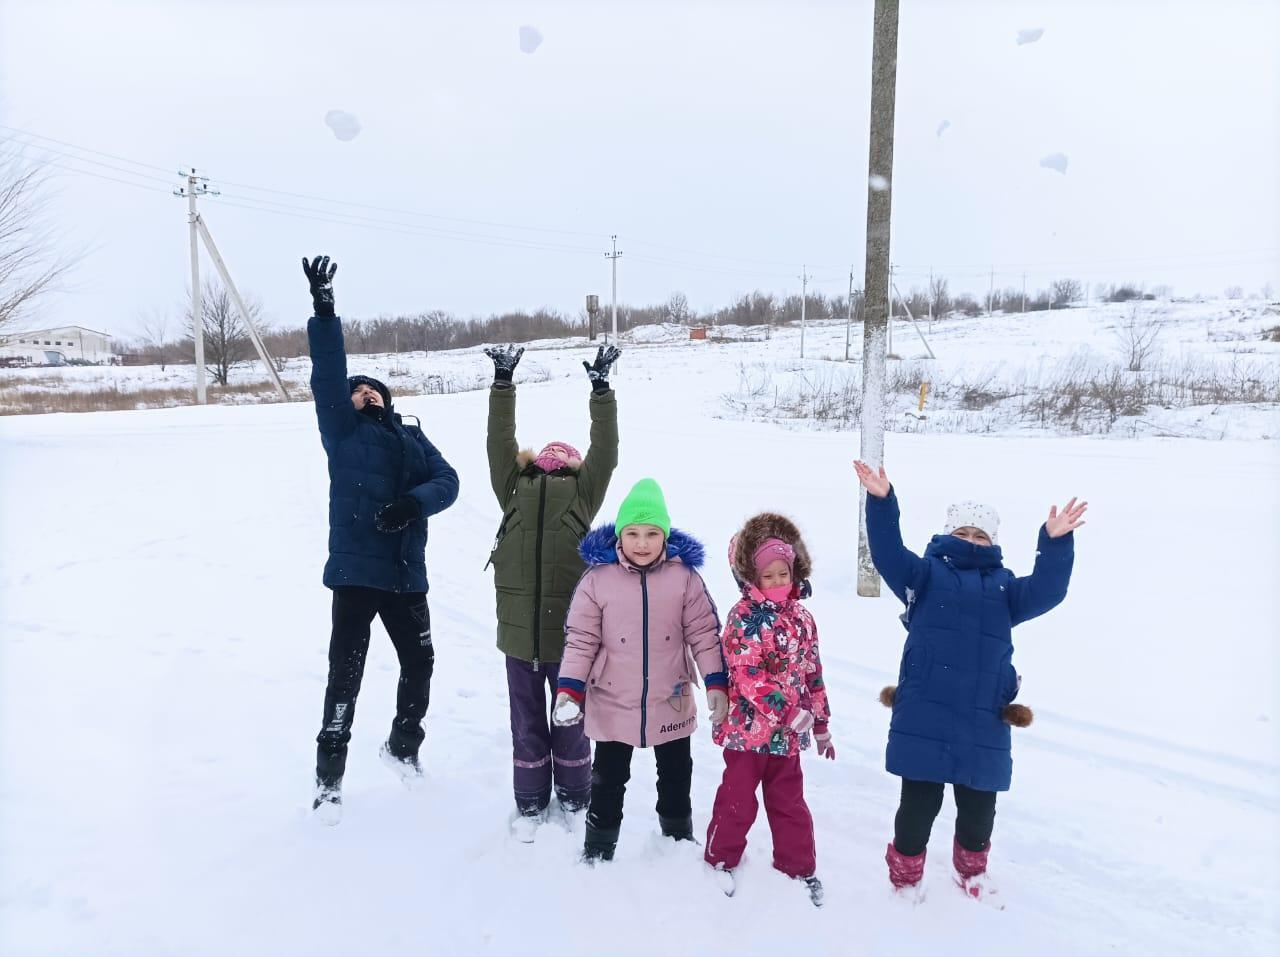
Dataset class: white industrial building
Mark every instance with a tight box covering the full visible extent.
[0,326,116,365]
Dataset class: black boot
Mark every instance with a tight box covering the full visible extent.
[582,824,619,864]
[659,814,695,842]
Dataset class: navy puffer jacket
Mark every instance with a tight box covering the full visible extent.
[309,315,459,593]
[866,489,1073,792]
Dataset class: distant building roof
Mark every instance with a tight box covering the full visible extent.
[1,325,114,339]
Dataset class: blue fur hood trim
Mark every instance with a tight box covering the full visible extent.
[579,524,706,569]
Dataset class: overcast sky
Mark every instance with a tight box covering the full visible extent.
[2,0,1277,339]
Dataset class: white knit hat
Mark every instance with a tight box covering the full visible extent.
[943,501,1000,544]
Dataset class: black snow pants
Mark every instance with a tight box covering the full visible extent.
[315,586,434,785]
[892,778,998,856]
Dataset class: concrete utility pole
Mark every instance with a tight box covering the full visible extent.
[175,169,289,402]
[857,0,900,598]
[180,169,212,404]
[1022,272,1027,314]
[845,267,855,361]
[605,236,622,342]
[800,265,809,358]
[988,267,995,317]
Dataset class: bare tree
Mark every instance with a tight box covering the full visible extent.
[1224,285,1244,300]
[184,280,262,385]
[1115,304,1163,372]
[1051,278,1083,307]
[665,291,694,324]
[0,152,79,331]
[139,309,173,370]
[928,275,950,317]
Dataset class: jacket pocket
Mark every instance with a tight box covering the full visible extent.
[329,496,358,528]
[588,648,610,687]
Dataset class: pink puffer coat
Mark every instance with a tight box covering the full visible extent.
[559,525,726,748]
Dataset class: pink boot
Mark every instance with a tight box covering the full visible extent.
[952,838,996,900]
[885,842,926,889]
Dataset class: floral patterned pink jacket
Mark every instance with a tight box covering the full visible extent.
[712,585,830,756]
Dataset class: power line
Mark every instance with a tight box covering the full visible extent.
[0,124,176,175]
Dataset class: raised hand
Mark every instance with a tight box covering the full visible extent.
[483,345,525,384]
[853,460,891,498]
[1045,497,1088,538]
[301,254,338,318]
[583,345,622,393]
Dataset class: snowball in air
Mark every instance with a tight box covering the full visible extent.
[1039,152,1069,174]
[1017,28,1045,45]
[324,110,362,142]
[869,174,890,191]
[519,25,543,53]
[936,120,951,138]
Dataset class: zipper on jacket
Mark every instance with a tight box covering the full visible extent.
[640,568,650,747]
[531,474,548,671]
[483,504,518,571]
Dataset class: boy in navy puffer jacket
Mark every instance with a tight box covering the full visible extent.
[854,460,1086,901]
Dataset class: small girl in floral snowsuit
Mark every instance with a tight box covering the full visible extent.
[704,513,832,905]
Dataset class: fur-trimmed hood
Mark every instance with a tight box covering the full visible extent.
[729,512,813,587]
[515,448,581,475]
[579,523,706,570]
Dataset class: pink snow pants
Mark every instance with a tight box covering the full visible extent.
[704,749,816,878]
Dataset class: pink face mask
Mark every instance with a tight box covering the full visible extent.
[761,584,793,604]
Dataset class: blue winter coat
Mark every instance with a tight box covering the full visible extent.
[866,489,1074,791]
[308,315,459,593]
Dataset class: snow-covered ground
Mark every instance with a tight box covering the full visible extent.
[1,316,1278,956]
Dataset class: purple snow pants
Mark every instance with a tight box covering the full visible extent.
[505,655,592,814]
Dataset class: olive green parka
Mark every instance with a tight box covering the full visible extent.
[486,383,618,666]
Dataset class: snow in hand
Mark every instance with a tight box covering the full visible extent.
[869,173,890,191]
[519,25,543,54]
[1,303,1278,956]
[1017,27,1045,45]
[324,110,362,142]
[1040,152,1069,174]
[554,696,582,725]
[936,120,951,138]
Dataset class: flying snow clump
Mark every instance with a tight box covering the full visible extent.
[324,110,362,142]
[519,25,543,53]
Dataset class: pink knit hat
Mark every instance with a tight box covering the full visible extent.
[533,441,582,473]
[753,538,796,574]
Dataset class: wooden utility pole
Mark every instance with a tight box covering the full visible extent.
[857,0,900,598]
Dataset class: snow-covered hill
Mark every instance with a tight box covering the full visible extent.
[0,307,1277,956]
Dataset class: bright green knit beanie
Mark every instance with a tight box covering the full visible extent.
[615,478,671,538]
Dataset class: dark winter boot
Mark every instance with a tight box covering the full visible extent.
[379,741,424,789]
[953,838,997,901]
[582,824,619,864]
[886,841,926,889]
[312,778,342,826]
[801,875,825,908]
[659,814,695,842]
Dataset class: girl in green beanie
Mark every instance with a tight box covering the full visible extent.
[553,479,729,862]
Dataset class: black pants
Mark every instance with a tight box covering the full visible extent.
[315,586,434,785]
[893,778,997,856]
[586,737,692,833]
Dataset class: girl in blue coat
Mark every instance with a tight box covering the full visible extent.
[854,460,1086,901]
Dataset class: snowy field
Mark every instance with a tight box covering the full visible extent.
[1,316,1278,956]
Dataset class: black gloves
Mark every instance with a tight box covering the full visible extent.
[483,345,525,385]
[302,254,338,318]
[375,497,421,533]
[583,345,621,393]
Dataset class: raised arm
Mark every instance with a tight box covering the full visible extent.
[1007,498,1085,625]
[484,346,525,506]
[303,255,357,447]
[854,461,928,603]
